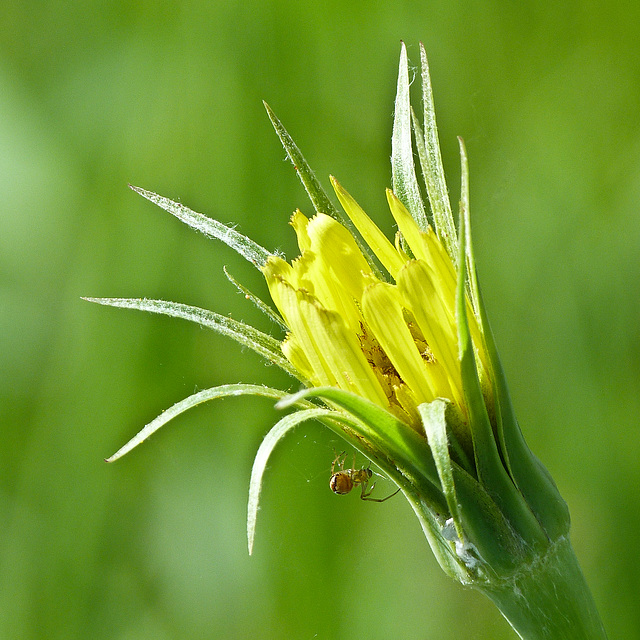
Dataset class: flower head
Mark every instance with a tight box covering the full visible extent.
[263,181,491,459]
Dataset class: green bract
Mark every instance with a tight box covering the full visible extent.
[88,42,608,640]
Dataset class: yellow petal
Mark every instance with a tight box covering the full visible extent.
[290,209,311,252]
[289,251,316,293]
[306,213,372,297]
[386,190,460,332]
[386,189,430,262]
[361,281,437,404]
[297,292,389,407]
[393,382,421,427]
[422,225,457,307]
[281,334,315,383]
[397,260,463,405]
[262,256,298,308]
[331,177,406,278]
[263,266,335,386]
[262,254,295,282]
[420,229,489,377]
[301,213,370,332]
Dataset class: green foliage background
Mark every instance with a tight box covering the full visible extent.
[2,2,639,638]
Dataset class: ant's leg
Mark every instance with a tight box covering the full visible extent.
[361,481,401,502]
[360,478,376,500]
[331,451,346,474]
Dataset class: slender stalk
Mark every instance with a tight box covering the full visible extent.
[478,537,608,640]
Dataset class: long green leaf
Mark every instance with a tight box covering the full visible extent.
[263,103,383,279]
[418,400,463,539]
[456,202,547,549]
[83,297,302,380]
[457,153,569,538]
[263,102,342,220]
[392,42,429,231]
[130,185,272,268]
[418,43,458,262]
[106,383,313,462]
[410,107,434,229]
[457,136,481,317]
[477,288,571,540]
[247,407,336,555]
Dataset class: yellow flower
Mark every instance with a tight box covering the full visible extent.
[263,178,489,455]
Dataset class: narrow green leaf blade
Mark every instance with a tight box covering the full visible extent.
[263,103,382,277]
[456,208,547,548]
[418,400,463,539]
[457,167,570,539]
[248,407,336,554]
[410,107,434,229]
[223,266,288,331]
[392,42,429,231]
[263,102,341,220]
[130,185,272,268]
[83,297,302,380]
[419,43,458,262]
[106,383,311,462]
[458,136,481,317]
[478,289,571,539]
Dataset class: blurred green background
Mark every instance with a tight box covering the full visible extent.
[2,1,639,638]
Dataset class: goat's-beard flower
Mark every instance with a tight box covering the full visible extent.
[87,43,608,640]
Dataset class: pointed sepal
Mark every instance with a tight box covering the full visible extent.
[106,383,313,462]
[417,43,458,262]
[83,297,301,380]
[392,42,429,231]
[248,407,336,554]
[130,185,272,268]
[456,202,547,550]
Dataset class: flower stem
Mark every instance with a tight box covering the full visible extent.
[478,536,608,640]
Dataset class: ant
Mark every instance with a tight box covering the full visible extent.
[329,451,400,502]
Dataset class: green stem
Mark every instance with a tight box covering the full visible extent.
[477,537,608,640]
